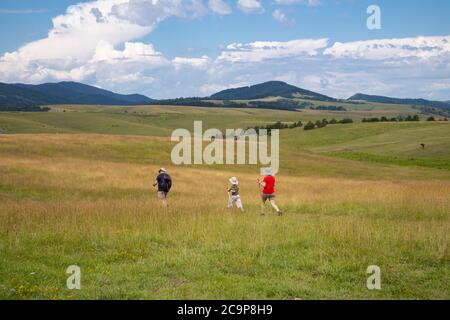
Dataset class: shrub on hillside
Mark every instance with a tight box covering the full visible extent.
[342,118,352,124]
[405,115,420,121]
[311,105,347,111]
[289,121,302,129]
[304,121,316,131]
[315,120,325,128]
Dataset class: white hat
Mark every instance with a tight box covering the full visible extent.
[159,167,167,173]
[229,177,238,185]
[261,167,273,176]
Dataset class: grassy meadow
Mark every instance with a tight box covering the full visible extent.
[0,105,449,299]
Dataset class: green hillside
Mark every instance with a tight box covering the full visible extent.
[1,105,449,176]
[349,93,450,112]
[282,122,450,172]
[0,101,430,136]
[0,81,153,109]
[1,105,449,299]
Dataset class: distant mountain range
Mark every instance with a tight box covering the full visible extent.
[210,81,336,101]
[349,93,450,111]
[1,80,450,113]
[0,81,153,109]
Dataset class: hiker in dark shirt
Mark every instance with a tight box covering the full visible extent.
[152,168,172,207]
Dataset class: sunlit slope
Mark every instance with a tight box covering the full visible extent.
[1,122,449,180]
[1,105,448,175]
[0,102,422,136]
[281,122,450,171]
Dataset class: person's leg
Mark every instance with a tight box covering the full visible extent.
[162,192,168,208]
[227,195,233,209]
[269,199,282,215]
[260,195,266,215]
[158,191,168,208]
[236,197,244,212]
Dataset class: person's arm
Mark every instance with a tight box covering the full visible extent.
[258,178,266,186]
[257,178,266,189]
[152,179,158,187]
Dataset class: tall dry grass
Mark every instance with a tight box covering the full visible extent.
[0,134,449,299]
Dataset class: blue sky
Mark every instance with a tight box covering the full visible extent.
[1,0,450,99]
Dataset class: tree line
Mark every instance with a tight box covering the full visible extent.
[362,115,448,122]
[303,118,353,131]
[246,118,354,134]
[0,106,50,112]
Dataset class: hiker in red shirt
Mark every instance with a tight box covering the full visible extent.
[257,169,282,216]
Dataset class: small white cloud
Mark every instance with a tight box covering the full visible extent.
[427,81,450,91]
[199,80,250,95]
[102,72,155,85]
[208,0,232,15]
[272,9,294,26]
[173,56,210,70]
[237,0,264,13]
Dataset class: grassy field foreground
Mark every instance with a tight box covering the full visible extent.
[0,130,449,299]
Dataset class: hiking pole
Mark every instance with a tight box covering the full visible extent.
[257,178,264,215]
[257,178,264,190]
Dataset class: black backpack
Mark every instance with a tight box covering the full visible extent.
[159,173,172,192]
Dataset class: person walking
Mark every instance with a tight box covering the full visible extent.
[257,169,282,216]
[152,168,172,207]
[227,177,244,212]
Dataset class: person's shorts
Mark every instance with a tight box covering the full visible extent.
[261,193,275,201]
[158,191,168,199]
[227,195,243,209]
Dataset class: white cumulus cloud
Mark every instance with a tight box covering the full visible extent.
[217,38,329,62]
[208,0,232,15]
[1,1,450,100]
[0,0,206,84]
[324,36,450,60]
[237,0,264,13]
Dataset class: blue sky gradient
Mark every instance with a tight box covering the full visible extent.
[0,1,449,99]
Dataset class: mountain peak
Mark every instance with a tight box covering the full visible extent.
[210,81,335,101]
[0,81,154,108]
